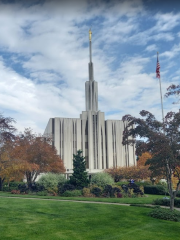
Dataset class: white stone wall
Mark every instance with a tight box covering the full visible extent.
[44,115,136,173]
[105,120,136,168]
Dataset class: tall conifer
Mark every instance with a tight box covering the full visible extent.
[70,150,89,189]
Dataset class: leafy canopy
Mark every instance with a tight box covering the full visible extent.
[123,110,180,210]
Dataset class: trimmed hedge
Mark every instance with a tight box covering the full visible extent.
[144,185,167,195]
[3,182,22,192]
[148,207,180,222]
[152,198,180,208]
[58,183,75,194]
[62,190,82,197]
[176,191,180,197]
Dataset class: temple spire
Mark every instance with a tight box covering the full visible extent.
[85,29,98,111]
[89,29,92,63]
[89,29,94,81]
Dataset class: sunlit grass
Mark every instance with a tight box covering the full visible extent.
[0,197,180,240]
[0,191,165,204]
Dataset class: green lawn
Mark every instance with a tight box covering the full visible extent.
[0,197,180,240]
[0,191,164,204]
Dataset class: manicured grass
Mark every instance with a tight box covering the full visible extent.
[0,197,180,240]
[0,191,164,204]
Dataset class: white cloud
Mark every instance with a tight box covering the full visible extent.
[145,44,157,52]
[0,0,179,134]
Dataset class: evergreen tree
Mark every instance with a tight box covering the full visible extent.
[70,150,89,189]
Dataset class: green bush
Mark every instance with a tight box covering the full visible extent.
[91,186,102,197]
[176,191,180,197]
[135,181,152,187]
[116,181,151,187]
[38,173,67,191]
[153,198,180,208]
[82,187,91,197]
[58,183,76,194]
[148,207,180,222]
[3,181,23,191]
[103,185,121,197]
[18,183,29,193]
[144,185,167,195]
[91,172,114,187]
[103,184,113,197]
[62,190,82,197]
[36,190,48,196]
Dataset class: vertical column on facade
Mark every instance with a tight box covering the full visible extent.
[105,120,113,169]
[81,112,89,169]
[93,113,97,169]
[97,111,106,169]
[119,121,125,167]
[97,111,102,169]
[76,119,82,154]
[115,121,121,167]
[88,111,94,170]
[54,118,60,155]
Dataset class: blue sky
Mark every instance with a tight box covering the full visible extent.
[0,0,180,133]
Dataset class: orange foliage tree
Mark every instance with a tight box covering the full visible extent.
[137,152,152,166]
[0,114,17,190]
[13,128,65,188]
[0,141,25,190]
[106,165,151,182]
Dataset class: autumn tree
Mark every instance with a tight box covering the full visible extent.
[137,152,152,167]
[0,114,17,190]
[0,140,24,190]
[0,113,16,145]
[14,128,65,188]
[106,165,151,182]
[123,110,180,211]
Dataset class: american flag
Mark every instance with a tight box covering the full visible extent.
[156,53,160,78]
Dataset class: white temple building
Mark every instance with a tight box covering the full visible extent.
[44,30,136,175]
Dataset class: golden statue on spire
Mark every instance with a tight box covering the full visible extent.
[89,29,92,41]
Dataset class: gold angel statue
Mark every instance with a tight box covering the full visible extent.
[89,29,92,41]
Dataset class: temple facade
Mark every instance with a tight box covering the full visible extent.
[44,30,136,174]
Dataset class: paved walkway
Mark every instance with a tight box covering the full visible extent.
[0,195,180,211]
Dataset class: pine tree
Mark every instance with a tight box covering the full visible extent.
[70,150,89,189]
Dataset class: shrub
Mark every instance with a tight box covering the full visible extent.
[153,198,180,208]
[103,185,121,197]
[36,191,48,196]
[38,173,67,192]
[18,183,29,193]
[116,192,123,198]
[82,187,93,197]
[62,190,82,197]
[28,182,45,192]
[144,185,167,195]
[47,188,58,196]
[91,172,114,187]
[91,186,102,197]
[9,182,21,189]
[103,184,113,197]
[58,183,76,195]
[11,190,20,194]
[176,191,180,197]
[3,181,23,191]
[148,206,180,222]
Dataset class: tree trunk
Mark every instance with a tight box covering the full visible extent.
[25,172,32,189]
[0,177,2,191]
[170,196,175,211]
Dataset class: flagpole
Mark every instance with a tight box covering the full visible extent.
[157,52,165,123]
